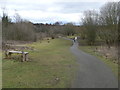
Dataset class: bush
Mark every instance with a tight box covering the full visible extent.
[2,21,36,41]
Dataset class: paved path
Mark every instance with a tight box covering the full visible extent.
[66,38,118,88]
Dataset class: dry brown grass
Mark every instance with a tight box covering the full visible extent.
[96,46,118,64]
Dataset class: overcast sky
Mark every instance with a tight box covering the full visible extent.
[0,0,119,24]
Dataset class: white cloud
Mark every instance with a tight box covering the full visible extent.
[0,0,119,24]
[12,10,82,23]
[47,7,63,12]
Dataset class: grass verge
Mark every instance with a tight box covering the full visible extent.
[79,46,118,78]
[2,38,77,88]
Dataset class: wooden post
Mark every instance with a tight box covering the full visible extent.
[25,54,28,61]
[5,50,8,59]
[22,51,25,62]
[8,52,12,59]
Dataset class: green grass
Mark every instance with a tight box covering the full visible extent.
[79,46,118,78]
[2,38,77,88]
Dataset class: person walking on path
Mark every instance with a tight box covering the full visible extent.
[74,37,77,42]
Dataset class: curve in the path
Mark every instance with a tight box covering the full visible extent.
[69,40,118,88]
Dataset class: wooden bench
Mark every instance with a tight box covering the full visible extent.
[5,50,29,62]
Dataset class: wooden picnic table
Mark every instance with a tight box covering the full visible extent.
[5,50,29,62]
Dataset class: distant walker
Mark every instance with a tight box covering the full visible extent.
[74,37,77,42]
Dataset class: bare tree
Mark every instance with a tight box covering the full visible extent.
[98,2,119,48]
[82,10,99,45]
[14,10,22,23]
[2,11,36,41]
[2,12,11,41]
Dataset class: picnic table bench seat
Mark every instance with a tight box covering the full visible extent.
[5,50,29,62]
